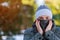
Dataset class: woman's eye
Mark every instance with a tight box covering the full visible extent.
[46,17,49,20]
[40,17,43,20]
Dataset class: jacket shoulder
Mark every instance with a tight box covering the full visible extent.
[24,27,33,35]
[55,27,60,32]
[55,27,60,34]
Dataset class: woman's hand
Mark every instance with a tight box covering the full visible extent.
[35,20,43,35]
[45,20,53,32]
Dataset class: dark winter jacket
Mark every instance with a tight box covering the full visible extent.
[24,22,60,40]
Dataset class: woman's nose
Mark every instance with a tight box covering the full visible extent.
[43,18,47,20]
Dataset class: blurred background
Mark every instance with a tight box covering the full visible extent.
[0,0,60,40]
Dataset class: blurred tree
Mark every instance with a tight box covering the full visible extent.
[45,0,60,26]
[20,5,34,28]
[0,0,21,35]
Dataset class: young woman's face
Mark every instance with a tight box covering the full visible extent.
[37,15,51,29]
[37,15,51,20]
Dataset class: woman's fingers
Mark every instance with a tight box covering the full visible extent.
[36,20,40,27]
[45,20,52,32]
[35,19,43,35]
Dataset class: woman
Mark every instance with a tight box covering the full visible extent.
[24,5,60,40]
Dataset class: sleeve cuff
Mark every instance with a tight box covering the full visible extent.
[34,33,43,40]
[44,30,55,40]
